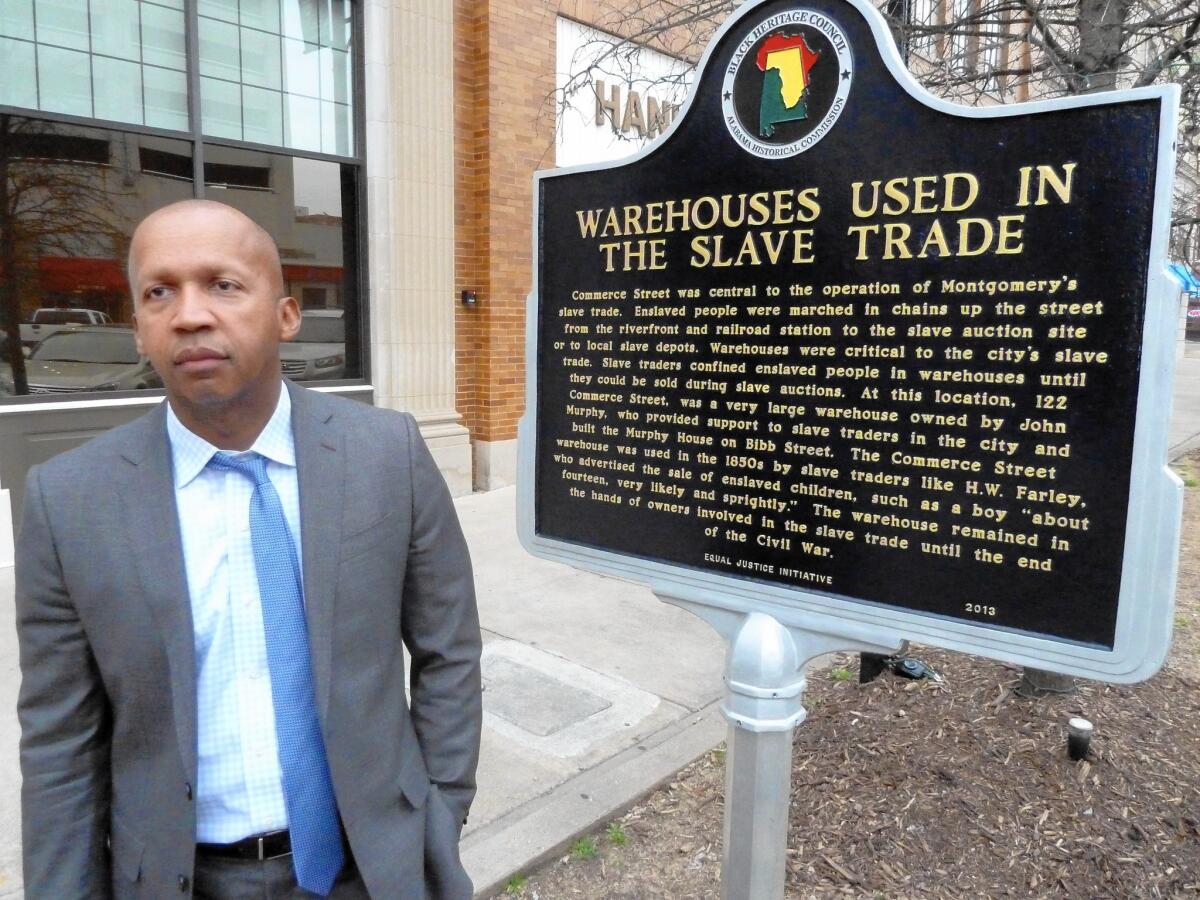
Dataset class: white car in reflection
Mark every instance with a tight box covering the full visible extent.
[1,327,162,394]
[281,310,347,381]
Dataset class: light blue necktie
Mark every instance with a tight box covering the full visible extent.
[209,451,345,896]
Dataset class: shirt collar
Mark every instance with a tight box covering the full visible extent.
[166,384,296,489]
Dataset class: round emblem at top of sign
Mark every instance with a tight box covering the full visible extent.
[721,8,853,159]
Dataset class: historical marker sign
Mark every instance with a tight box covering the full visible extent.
[518,0,1182,681]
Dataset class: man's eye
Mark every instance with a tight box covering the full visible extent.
[214,280,236,292]
[145,286,170,300]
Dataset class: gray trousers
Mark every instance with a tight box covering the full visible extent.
[193,852,372,899]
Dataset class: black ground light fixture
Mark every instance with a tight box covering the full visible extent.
[859,651,943,684]
[1067,717,1094,761]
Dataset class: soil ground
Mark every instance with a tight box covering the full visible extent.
[494,452,1200,899]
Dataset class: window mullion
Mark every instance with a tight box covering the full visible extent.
[184,0,205,197]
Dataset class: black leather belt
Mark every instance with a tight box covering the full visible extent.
[196,830,292,861]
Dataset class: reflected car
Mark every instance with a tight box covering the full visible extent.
[281,310,346,381]
[1,327,162,394]
[20,307,114,349]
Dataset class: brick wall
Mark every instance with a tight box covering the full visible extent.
[453,0,720,446]
[455,0,558,444]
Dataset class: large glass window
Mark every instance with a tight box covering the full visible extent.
[0,116,361,396]
[0,0,364,400]
[198,0,353,154]
[0,0,353,147]
[203,143,360,381]
[0,116,192,395]
[0,0,188,128]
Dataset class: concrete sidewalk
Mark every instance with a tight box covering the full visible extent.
[456,488,726,895]
[0,348,1194,898]
[1170,346,1200,459]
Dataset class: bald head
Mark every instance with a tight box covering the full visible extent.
[129,199,285,304]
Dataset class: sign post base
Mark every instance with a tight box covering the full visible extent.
[722,719,796,899]
[657,596,900,900]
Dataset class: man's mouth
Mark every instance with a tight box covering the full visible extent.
[174,347,228,372]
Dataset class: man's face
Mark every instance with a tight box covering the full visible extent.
[130,205,300,414]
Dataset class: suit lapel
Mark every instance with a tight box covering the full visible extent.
[115,404,198,777]
[290,383,344,721]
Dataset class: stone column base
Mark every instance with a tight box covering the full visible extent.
[0,489,13,569]
[472,438,518,491]
[415,412,474,497]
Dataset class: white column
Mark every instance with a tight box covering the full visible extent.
[363,0,472,495]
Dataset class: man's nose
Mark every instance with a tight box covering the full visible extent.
[171,284,217,330]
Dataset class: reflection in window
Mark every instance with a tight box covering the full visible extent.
[139,146,194,179]
[207,145,360,380]
[0,113,362,398]
[205,161,271,189]
[0,116,193,396]
[7,133,110,164]
[198,0,355,155]
[5,326,162,394]
[0,0,364,403]
[295,314,343,342]
[31,329,141,364]
[0,0,188,128]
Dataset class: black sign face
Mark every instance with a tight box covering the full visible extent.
[533,0,1167,649]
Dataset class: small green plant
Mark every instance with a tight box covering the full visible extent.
[828,666,853,682]
[711,747,727,764]
[505,874,527,894]
[1171,463,1198,489]
[571,836,597,861]
[606,822,629,846]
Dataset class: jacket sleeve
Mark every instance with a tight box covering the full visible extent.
[15,465,112,899]
[398,414,483,827]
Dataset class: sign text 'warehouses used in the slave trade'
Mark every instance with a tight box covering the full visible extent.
[522,0,1180,676]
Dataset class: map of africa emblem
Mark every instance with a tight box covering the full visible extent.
[722,9,853,158]
[757,33,822,137]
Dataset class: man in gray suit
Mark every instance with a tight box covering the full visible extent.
[16,200,482,898]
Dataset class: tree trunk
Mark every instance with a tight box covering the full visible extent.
[1016,0,1133,697]
[1076,0,1131,92]
[1016,666,1077,697]
[0,115,30,396]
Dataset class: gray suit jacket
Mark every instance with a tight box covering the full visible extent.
[15,382,482,899]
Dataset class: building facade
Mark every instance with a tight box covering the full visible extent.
[453,0,692,488]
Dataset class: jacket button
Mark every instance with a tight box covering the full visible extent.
[178,875,189,892]
[185,782,193,800]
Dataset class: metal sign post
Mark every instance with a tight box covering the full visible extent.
[659,596,900,899]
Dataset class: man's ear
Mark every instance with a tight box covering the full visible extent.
[278,296,301,342]
[132,313,145,356]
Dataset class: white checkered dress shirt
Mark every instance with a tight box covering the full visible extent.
[166,385,302,843]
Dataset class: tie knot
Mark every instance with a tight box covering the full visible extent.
[208,450,270,485]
